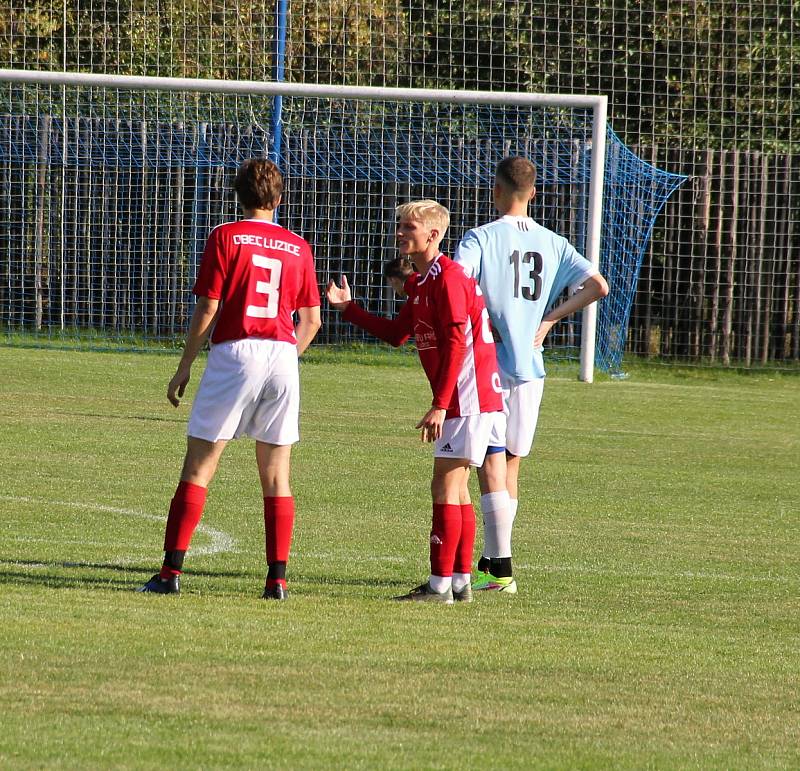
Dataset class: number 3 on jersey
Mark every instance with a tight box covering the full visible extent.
[509,250,543,301]
[246,254,282,319]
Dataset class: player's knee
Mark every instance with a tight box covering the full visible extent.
[430,473,462,504]
[430,473,453,503]
[259,472,291,497]
[479,451,506,492]
[180,453,220,487]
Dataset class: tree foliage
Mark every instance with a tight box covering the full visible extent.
[1,0,797,150]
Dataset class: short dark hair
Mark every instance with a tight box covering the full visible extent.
[233,158,284,210]
[495,156,536,196]
[383,256,414,280]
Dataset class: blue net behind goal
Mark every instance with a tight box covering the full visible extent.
[0,82,687,370]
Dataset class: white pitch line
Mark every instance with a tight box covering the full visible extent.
[0,494,235,557]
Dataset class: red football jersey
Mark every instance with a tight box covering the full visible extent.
[344,254,503,418]
[193,219,320,344]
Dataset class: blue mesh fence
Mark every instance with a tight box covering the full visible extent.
[0,86,686,369]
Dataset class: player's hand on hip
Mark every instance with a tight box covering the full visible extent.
[416,407,446,443]
[167,365,191,407]
[534,319,556,349]
[325,274,352,311]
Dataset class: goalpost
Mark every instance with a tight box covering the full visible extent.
[0,69,620,379]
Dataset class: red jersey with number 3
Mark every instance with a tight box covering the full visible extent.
[193,219,320,344]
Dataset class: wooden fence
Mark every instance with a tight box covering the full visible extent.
[628,147,800,366]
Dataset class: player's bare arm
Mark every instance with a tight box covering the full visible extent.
[168,296,220,407]
[295,305,322,355]
[534,273,609,348]
[325,274,352,311]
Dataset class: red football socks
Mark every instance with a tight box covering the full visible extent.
[429,503,462,577]
[161,481,207,577]
[264,496,295,572]
[163,481,207,552]
[454,503,476,575]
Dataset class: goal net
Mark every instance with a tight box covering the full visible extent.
[0,70,686,376]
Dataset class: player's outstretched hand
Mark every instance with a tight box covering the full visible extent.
[326,275,352,311]
[416,407,446,443]
[167,364,191,408]
[534,319,556,349]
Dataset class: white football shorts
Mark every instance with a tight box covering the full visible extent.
[187,338,300,445]
[433,411,506,467]
[502,374,545,458]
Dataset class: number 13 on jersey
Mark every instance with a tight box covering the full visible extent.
[246,254,282,319]
[509,250,543,301]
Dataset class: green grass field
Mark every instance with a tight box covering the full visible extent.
[1,347,798,769]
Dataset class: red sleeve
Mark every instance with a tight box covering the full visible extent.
[192,227,227,299]
[342,299,413,347]
[431,271,469,409]
[296,245,321,309]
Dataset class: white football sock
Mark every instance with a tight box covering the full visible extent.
[480,492,501,557]
[451,572,471,592]
[428,574,452,593]
[481,490,512,558]
[507,498,519,558]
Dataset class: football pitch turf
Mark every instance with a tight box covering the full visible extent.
[0,346,798,769]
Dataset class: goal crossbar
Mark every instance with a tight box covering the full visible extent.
[0,68,607,109]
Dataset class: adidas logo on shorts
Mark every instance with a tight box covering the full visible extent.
[440,443,453,452]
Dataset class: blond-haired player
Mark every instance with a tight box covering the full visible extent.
[327,200,510,603]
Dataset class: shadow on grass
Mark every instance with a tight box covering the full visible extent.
[0,558,246,592]
[0,558,414,594]
[51,409,184,424]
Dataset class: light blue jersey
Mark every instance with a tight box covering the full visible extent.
[455,215,596,382]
